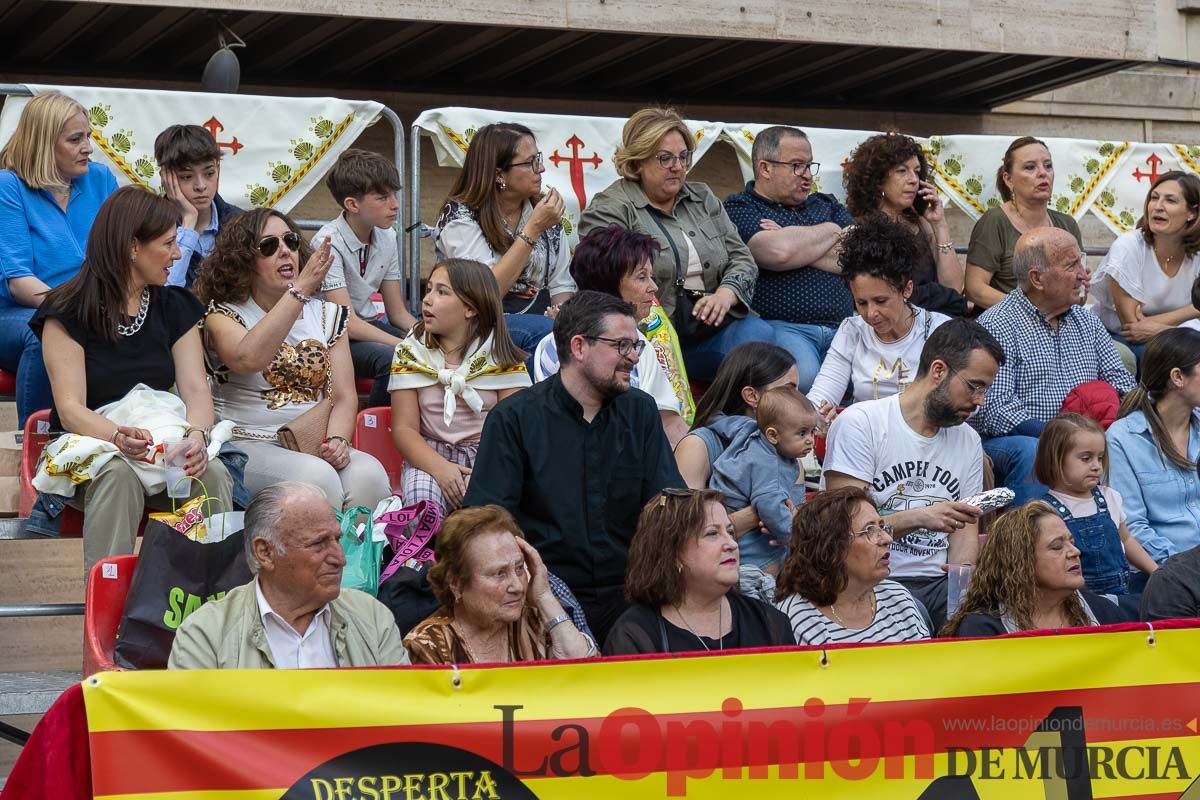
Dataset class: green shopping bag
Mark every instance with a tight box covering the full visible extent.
[336,505,383,596]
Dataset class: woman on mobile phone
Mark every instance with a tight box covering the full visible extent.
[842,132,965,317]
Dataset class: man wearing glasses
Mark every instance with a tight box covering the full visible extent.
[465,291,685,644]
[724,126,856,392]
[823,319,1006,631]
[975,228,1135,506]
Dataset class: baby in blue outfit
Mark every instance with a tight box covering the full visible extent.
[709,386,816,574]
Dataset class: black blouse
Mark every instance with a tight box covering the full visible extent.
[31,285,204,428]
[603,592,796,655]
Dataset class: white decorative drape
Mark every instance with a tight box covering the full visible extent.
[0,84,386,213]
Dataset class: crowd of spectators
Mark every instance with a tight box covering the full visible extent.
[7,92,1199,670]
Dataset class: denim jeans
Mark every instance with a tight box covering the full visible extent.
[505,312,554,375]
[0,304,51,426]
[765,320,838,392]
[350,319,408,409]
[681,315,776,382]
[982,434,1047,507]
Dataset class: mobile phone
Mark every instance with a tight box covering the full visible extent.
[912,194,929,216]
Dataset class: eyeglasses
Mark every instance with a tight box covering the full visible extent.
[584,335,646,358]
[948,368,990,399]
[764,160,820,177]
[653,151,692,169]
[851,521,894,544]
[256,231,302,257]
[507,152,543,171]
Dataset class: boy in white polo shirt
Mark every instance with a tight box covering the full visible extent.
[317,149,417,406]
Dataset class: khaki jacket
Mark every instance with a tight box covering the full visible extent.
[168,580,410,669]
[579,178,758,319]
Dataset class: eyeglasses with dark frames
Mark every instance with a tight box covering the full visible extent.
[584,335,647,358]
[507,152,544,171]
[763,160,820,177]
[256,231,302,258]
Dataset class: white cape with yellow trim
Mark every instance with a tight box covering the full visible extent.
[33,386,234,498]
[0,84,385,213]
[388,333,530,427]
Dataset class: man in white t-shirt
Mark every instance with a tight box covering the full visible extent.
[823,319,1006,631]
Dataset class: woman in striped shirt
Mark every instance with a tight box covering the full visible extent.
[775,486,931,646]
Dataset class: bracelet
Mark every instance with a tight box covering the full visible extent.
[936,240,955,254]
[109,428,121,445]
[325,435,350,447]
[287,283,313,304]
[514,231,536,248]
[184,427,210,447]
[544,612,571,634]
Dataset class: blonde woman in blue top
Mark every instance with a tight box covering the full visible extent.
[0,92,117,425]
[1107,328,1200,589]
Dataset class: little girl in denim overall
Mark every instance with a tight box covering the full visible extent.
[1034,414,1158,594]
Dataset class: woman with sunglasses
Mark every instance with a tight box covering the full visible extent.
[433,123,573,359]
[604,487,795,655]
[196,209,390,512]
[774,487,931,646]
[580,107,773,382]
[32,186,232,575]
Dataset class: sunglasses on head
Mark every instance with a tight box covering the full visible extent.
[256,231,302,257]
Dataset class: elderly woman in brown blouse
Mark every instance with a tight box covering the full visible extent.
[403,504,597,663]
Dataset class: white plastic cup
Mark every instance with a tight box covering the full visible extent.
[946,563,974,617]
[162,439,192,499]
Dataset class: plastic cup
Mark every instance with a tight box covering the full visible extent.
[946,563,974,617]
[162,439,192,499]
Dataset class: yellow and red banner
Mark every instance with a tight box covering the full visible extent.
[83,623,1200,800]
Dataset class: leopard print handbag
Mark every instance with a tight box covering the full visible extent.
[276,302,334,456]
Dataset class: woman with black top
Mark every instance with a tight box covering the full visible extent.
[604,488,795,654]
[842,132,966,317]
[32,185,233,576]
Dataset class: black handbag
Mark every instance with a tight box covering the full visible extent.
[649,213,729,343]
[114,517,253,669]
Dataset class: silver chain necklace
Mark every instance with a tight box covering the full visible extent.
[673,600,724,651]
[117,288,150,337]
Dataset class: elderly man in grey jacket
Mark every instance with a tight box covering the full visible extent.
[169,481,408,669]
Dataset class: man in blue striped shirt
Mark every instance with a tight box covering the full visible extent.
[975,228,1135,504]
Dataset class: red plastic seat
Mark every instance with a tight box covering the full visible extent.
[355,376,374,397]
[83,554,136,677]
[21,408,148,537]
[0,368,15,398]
[352,406,404,494]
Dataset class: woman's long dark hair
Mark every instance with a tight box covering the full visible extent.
[443,123,539,256]
[691,342,795,430]
[41,185,178,340]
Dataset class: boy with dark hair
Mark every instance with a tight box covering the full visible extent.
[154,124,244,288]
[316,149,417,407]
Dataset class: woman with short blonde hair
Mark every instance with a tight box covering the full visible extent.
[613,108,695,181]
[0,91,118,425]
[581,106,773,382]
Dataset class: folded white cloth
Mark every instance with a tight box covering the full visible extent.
[34,385,234,498]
